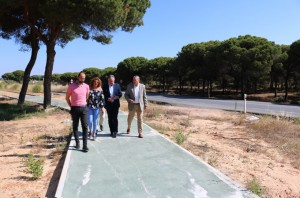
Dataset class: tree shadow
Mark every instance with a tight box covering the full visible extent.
[0,103,42,121]
[10,176,35,181]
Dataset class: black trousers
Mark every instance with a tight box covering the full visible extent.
[70,106,88,147]
[106,106,119,134]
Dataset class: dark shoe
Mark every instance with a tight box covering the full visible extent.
[112,132,117,138]
[75,141,80,149]
[138,133,143,138]
[127,128,130,134]
[83,146,89,152]
[100,125,103,131]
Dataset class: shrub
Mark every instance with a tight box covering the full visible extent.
[11,84,19,91]
[272,96,285,103]
[174,131,188,145]
[293,118,300,125]
[246,177,265,196]
[26,153,44,179]
[32,84,43,93]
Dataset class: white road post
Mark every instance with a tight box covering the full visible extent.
[244,94,247,114]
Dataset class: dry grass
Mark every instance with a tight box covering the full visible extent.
[0,97,72,197]
[51,84,68,93]
[0,82,68,94]
[248,117,300,169]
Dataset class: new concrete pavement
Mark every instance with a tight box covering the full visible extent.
[55,112,257,198]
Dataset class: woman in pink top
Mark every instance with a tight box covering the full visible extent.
[66,71,90,152]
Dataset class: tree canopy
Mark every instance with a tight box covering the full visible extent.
[0,0,151,108]
[116,56,148,86]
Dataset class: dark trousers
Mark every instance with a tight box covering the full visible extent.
[106,106,119,134]
[71,106,88,147]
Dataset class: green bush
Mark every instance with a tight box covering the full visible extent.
[246,177,265,196]
[32,84,43,93]
[174,131,188,145]
[294,118,300,125]
[26,153,44,179]
[272,96,285,103]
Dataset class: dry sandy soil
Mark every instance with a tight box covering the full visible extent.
[0,92,71,198]
[0,90,300,197]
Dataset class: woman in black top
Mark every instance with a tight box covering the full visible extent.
[87,77,105,140]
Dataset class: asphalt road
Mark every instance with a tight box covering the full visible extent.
[50,91,300,117]
[147,93,300,118]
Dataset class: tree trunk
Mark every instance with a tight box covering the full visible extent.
[210,80,213,97]
[207,80,210,98]
[43,42,56,109]
[18,35,39,106]
[241,76,245,99]
[284,73,289,101]
[274,80,278,97]
[202,79,206,96]
[270,76,274,90]
[162,75,166,94]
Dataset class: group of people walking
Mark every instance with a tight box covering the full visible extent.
[65,72,148,152]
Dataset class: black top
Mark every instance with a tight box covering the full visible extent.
[87,90,105,109]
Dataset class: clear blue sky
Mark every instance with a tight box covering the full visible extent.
[1,0,300,77]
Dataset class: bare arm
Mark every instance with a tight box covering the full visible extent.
[66,92,71,107]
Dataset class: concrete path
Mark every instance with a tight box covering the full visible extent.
[0,92,257,197]
[55,112,257,198]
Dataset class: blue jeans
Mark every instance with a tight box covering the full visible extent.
[88,107,100,133]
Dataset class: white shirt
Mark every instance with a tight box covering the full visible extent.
[134,83,140,103]
[109,84,114,98]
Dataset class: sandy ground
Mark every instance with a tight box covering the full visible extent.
[119,100,300,197]
[0,90,300,197]
[0,92,71,198]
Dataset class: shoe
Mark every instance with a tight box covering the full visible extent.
[138,133,143,138]
[83,146,89,152]
[100,125,103,131]
[112,132,117,138]
[127,129,130,134]
[75,141,80,149]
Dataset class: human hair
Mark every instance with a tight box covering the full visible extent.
[90,77,102,88]
[133,75,140,81]
[108,75,115,79]
[78,71,85,77]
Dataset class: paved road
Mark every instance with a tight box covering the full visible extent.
[0,92,258,197]
[147,93,300,118]
[51,91,300,117]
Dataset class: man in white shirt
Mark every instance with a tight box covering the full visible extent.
[103,75,123,138]
[125,75,148,138]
